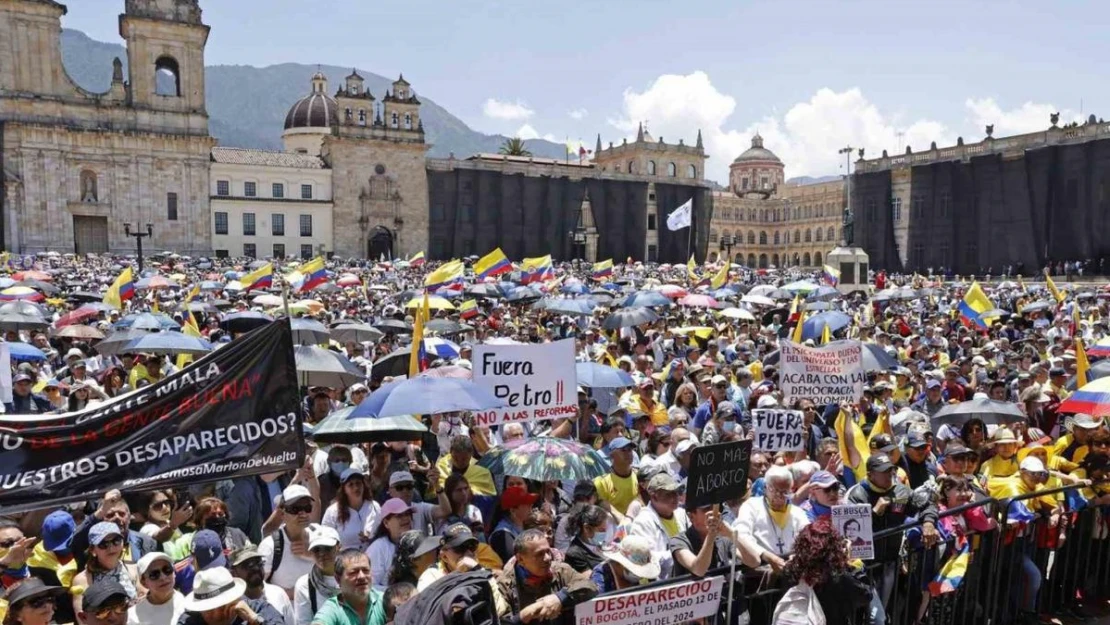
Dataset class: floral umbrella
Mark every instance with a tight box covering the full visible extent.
[477,437,611,483]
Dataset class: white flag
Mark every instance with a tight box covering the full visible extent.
[666,198,693,231]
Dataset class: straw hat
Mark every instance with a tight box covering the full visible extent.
[603,535,661,580]
[987,426,1018,446]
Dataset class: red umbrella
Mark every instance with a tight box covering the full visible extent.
[337,274,361,287]
[54,305,102,328]
[657,284,688,299]
[12,271,51,282]
[678,294,720,308]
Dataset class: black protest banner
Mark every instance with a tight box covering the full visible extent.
[0,320,302,513]
[685,439,752,509]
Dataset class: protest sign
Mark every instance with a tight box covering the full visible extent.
[472,338,577,426]
[752,408,804,452]
[0,320,302,513]
[0,343,10,405]
[575,575,724,625]
[779,339,866,404]
[832,504,874,560]
[685,439,752,508]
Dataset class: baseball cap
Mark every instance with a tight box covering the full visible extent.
[282,484,313,506]
[65,348,84,360]
[609,436,636,451]
[381,498,414,519]
[715,401,737,419]
[307,524,341,551]
[943,441,974,458]
[710,374,729,386]
[647,473,681,494]
[389,470,415,487]
[12,373,31,384]
[88,521,122,547]
[441,523,480,550]
[756,394,779,408]
[866,454,896,473]
[1049,367,1067,377]
[675,439,697,455]
[228,545,263,567]
[340,467,365,484]
[638,378,654,389]
[926,379,942,390]
[905,431,930,448]
[41,510,76,552]
[82,579,129,612]
[869,434,897,453]
[136,551,173,578]
[1020,456,1046,473]
[192,529,226,570]
[809,470,839,488]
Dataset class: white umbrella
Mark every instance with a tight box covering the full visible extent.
[741,294,776,307]
[718,307,756,321]
[252,294,284,307]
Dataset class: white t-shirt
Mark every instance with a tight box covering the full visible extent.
[293,572,339,625]
[322,500,380,550]
[127,590,185,625]
[258,527,316,594]
[264,582,296,625]
[366,536,396,591]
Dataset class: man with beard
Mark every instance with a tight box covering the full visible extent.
[310,549,386,625]
[229,545,294,625]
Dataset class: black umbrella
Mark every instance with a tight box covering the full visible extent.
[464,284,503,299]
[929,398,1026,434]
[1067,359,1110,390]
[310,407,428,444]
[761,307,790,326]
[0,302,46,317]
[0,313,49,332]
[331,323,385,343]
[374,319,413,335]
[68,291,104,303]
[371,347,413,380]
[601,307,659,330]
[221,311,274,333]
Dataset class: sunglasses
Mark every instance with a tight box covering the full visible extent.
[96,536,125,548]
[26,596,55,610]
[93,603,130,621]
[145,565,174,581]
[713,383,729,389]
[1093,440,1110,447]
[392,483,414,491]
[151,500,172,510]
[0,538,19,549]
[285,503,313,515]
[820,484,840,494]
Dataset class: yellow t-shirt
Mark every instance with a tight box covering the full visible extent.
[659,515,680,538]
[594,472,639,516]
[892,384,915,403]
[980,455,1019,481]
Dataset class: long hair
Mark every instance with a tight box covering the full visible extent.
[783,517,849,586]
[444,473,470,517]
[335,475,365,526]
[564,504,607,539]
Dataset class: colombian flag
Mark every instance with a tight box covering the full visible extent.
[520,255,554,285]
[822,264,840,287]
[1088,337,1110,358]
[928,541,970,596]
[459,299,479,320]
[239,263,273,292]
[686,255,700,283]
[1059,377,1110,417]
[1076,338,1091,388]
[474,248,512,280]
[957,281,995,328]
[592,259,613,281]
[409,251,426,267]
[184,284,200,305]
[297,257,327,292]
[424,260,464,291]
[708,263,729,289]
[103,267,135,309]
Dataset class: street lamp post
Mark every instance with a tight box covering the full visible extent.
[124,223,154,273]
[838,146,854,245]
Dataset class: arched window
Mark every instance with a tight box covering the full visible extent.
[793,230,800,243]
[154,56,181,97]
[615,163,622,173]
[758,254,768,268]
[805,228,812,242]
[667,162,677,177]
[814,252,822,265]
[710,230,719,243]
[827,226,835,241]
[803,252,812,266]
[772,253,780,267]
[747,231,755,244]
[792,253,800,266]
[647,161,656,175]
[358,110,366,125]
[774,231,781,245]
[816,228,823,242]
[628,161,636,174]
[404,113,412,129]
[747,253,756,267]
[759,231,767,245]
[687,164,696,178]
[391,112,399,128]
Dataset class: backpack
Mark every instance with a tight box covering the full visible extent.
[771,581,826,625]
[267,529,283,584]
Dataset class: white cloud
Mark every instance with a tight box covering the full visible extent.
[483,98,534,121]
[568,108,588,120]
[514,124,557,143]
[964,98,1081,137]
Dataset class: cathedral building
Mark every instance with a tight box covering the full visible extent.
[708,134,844,268]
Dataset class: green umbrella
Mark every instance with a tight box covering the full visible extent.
[310,406,427,444]
[478,437,611,483]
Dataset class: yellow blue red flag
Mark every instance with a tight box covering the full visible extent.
[473,248,512,280]
[957,281,995,328]
[822,264,840,286]
[592,259,613,281]
[296,257,327,292]
[103,267,135,309]
[520,255,554,284]
[239,263,273,292]
[409,251,426,267]
[424,260,464,291]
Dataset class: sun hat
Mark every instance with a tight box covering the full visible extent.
[183,567,247,612]
[501,486,539,509]
[4,578,66,609]
[604,535,661,580]
[1073,414,1103,430]
[988,427,1019,446]
[88,521,122,547]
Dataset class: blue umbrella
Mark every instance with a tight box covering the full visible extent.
[536,298,596,316]
[122,332,213,356]
[711,288,736,300]
[621,291,672,308]
[783,280,820,294]
[350,377,507,418]
[806,285,840,301]
[223,270,241,279]
[562,282,590,295]
[200,281,223,291]
[801,311,852,340]
[7,342,46,362]
[804,301,832,311]
[114,312,178,331]
[575,362,635,388]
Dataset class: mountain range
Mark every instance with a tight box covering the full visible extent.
[58,29,568,160]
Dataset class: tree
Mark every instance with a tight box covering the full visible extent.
[499,137,532,157]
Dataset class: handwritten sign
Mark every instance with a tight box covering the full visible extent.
[752,408,804,452]
[832,504,874,560]
[685,440,752,509]
[575,576,724,625]
[472,339,577,426]
[779,339,866,404]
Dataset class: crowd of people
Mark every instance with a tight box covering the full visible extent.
[0,251,1108,625]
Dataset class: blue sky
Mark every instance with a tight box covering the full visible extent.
[63,0,1105,182]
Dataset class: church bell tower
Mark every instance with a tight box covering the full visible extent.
[119,0,210,118]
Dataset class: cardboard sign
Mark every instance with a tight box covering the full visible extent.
[472,338,578,426]
[575,576,724,625]
[752,408,804,452]
[833,504,874,560]
[780,339,866,404]
[685,439,752,509]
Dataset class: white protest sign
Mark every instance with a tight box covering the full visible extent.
[832,503,874,560]
[779,339,866,404]
[472,338,577,426]
[574,575,724,625]
[752,408,804,452]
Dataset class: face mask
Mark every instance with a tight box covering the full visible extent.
[204,518,228,534]
[330,461,350,476]
[587,531,606,547]
[722,421,737,433]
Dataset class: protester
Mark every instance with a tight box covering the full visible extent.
[308,549,386,625]
[496,530,597,624]
[292,525,341,625]
[778,519,872,625]
[321,469,379,550]
[228,545,295,625]
[735,465,810,575]
[178,567,284,625]
[128,552,185,625]
[258,485,318,595]
[71,522,139,620]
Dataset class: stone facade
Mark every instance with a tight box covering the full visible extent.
[0,0,214,255]
[708,135,844,268]
[592,123,706,182]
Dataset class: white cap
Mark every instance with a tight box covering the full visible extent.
[136,551,172,577]
[757,394,779,408]
[1020,456,1046,473]
[675,439,697,455]
[282,484,313,506]
[306,524,340,550]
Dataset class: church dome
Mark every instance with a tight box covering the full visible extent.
[732,133,782,165]
[284,72,337,131]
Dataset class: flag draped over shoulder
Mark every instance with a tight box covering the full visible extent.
[592,259,613,280]
[239,263,273,292]
[957,281,995,327]
[424,260,464,291]
[474,248,512,280]
[103,267,135,309]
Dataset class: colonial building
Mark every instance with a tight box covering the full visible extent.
[852,117,1110,274]
[708,135,844,268]
[0,0,214,255]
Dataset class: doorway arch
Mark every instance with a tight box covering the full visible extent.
[368,225,394,260]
